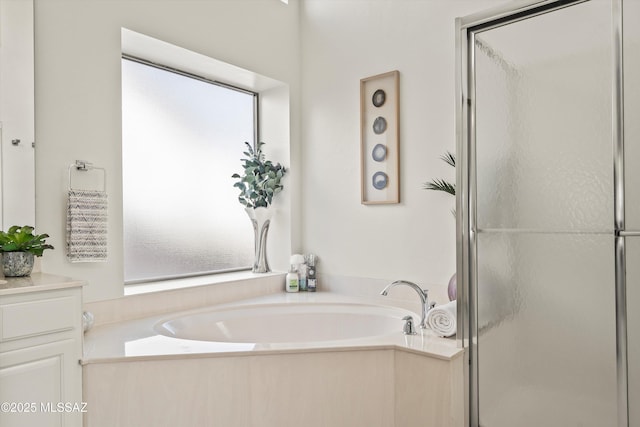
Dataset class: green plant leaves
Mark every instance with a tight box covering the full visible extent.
[440,151,456,168]
[424,151,456,216]
[0,225,54,256]
[232,141,287,209]
[424,178,456,195]
[424,151,456,196]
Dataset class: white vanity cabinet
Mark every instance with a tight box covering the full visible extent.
[0,279,84,427]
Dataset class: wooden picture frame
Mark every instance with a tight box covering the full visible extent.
[360,70,400,204]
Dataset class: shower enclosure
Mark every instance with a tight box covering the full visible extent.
[456,0,637,426]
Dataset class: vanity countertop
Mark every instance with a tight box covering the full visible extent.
[0,272,86,296]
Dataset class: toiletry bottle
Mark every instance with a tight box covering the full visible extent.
[307,254,317,292]
[286,265,299,293]
[298,262,308,291]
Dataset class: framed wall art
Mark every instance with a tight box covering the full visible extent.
[360,70,400,204]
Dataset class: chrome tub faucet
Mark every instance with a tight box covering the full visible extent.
[380,280,435,329]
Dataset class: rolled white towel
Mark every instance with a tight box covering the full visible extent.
[427,300,457,337]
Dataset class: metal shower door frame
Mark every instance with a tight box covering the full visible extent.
[455,0,627,426]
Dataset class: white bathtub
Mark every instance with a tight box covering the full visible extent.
[84,292,462,359]
[154,302,414,344]
[82,290,464,427]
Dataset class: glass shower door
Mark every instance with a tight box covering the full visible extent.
[471,1,618,426]
[624,0,640,425]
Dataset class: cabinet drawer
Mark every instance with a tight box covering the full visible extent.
[1,296,78,341]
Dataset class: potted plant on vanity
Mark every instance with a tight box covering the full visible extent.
[232,141,287,273]
[424,151,457,301]
[0,225,54,277]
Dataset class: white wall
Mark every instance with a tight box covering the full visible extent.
[33,0,510,302]
[34,0,301,302]
[299,0,505,290]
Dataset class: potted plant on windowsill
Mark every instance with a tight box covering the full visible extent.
[232,141,287,273]
[424,151,457,301]
[0,225,54,277]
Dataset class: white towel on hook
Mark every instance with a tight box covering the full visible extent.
[67,189,108,262]
[427,300,457,337]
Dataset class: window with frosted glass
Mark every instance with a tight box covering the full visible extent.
[121,58,255,283]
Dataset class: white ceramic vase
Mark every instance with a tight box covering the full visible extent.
[245,207,272,273]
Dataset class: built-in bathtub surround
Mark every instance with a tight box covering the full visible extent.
[84,347,462,427]
[83,271,285,327]
[82,276,462,427]
[83,272,449,328]
[83,293,459,359]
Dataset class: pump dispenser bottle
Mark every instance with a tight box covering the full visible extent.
[286,254,303,293]
[286,265,299,293]
[307,254,317,292]
[298,263,308,291]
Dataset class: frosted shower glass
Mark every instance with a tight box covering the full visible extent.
[471,1,619,426]
[625,2,640,425]
[627,237,640,427]
[622,5,640,423]
[624,0,640,230]
[477,232,617,427]
[475,0,613,232]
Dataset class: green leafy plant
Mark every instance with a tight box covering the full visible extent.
[424,151,455,195]
[232,141,287,209]
[0,225,54,256]
[424,151,456,215]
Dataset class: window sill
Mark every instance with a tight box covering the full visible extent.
[124,270,285,296]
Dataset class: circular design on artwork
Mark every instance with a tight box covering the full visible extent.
[372,144,387,162]
[373,116,387,135]
[372,171,389,190]
[372,89,386,107]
